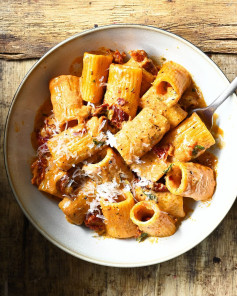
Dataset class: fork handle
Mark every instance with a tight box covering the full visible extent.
[209,77,237,112]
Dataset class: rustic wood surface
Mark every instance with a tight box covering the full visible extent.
[1,0,237,59]
[1,1,237,295]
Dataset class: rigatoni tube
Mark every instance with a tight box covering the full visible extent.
[156,191,185,218]
[49,75,86,126]
[47,117,107,170]
[130,144,173,182]
[130,201,176,237]
[161,112,215,162]
[140,86,187,129]
[82,147,133,184]
[81,53,113,104]
[153,61,191,107]
[38,164,67,199]
[131,149,169,182]
[100,191,138,238]
[114,108,170,165]
[104,64,142,118]
[134,187,185,218]
[166,162,216,201]
[59,180,96,225]
[125,57,155,96]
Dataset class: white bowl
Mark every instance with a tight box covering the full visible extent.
[4,25,237,267]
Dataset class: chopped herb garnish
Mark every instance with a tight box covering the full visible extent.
[143,190,158,202]
[136,232,148,243]
[146,193,157,201]
[192,88,196,92]
[92,79,96,83]
[93,139,105,147]
[192,145,205,156]
[163,163,173,174]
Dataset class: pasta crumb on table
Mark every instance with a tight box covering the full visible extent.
[31,48,218,240]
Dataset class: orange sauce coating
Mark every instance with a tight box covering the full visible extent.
[31,99,52,150]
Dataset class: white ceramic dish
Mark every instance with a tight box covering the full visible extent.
[4,25,237,267]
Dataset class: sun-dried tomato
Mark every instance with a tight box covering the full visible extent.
[130,49,147,62]
[143,60,158,75]
[31,157,48,186]
[153,183,168,192]
[56,175,71,193]
[109,105,129,129]
[92,104,109,117]
[153,144,173,161]
[112,50,126,64]
[36,132,49,147]
[129,50,158,75]
[84,213,105,233]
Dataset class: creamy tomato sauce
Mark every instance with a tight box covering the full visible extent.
[31,99,53,150]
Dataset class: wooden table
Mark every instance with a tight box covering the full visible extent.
[1,1,237,295]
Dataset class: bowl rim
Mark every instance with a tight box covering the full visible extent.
[4,24,237,268]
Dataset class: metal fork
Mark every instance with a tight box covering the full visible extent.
[189,77,237,130]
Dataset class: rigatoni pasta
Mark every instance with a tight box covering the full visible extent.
[134,186,185,218]
[130,201,176,237]
[140,86,188,129]
[31,48,218,241]
[166,162,216,201]
[81,52,113,104]
[130,148,170,182]
[47,117,107,170]
[100,191,138,238]
[59,180,96,225]
[156,192,185,218]
[50,75,91,126]
[161,112,215,162]
[135,186,185,217]
[125,50,157,96]
[104,64,142,118]
[153,61,191,107]
[82,147,133,184]
[38,164,67,198]
[114,107,170,165]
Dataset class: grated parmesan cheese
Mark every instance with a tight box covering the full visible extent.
[87,102,96,109]
[106,130,117,147]
[37,143,49,157]
[99,119,107,131]
[133,156,145,164]
[133,177,151,188]
[87,178,128,219]
[96,179,122,203]
[47,113,61,135]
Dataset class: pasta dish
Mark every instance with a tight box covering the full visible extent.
[31,49,216,240]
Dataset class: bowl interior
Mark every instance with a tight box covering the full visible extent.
[5,26,237,267]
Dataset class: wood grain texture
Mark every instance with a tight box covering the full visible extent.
[0,0,237,60]
[0,54,237,296]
